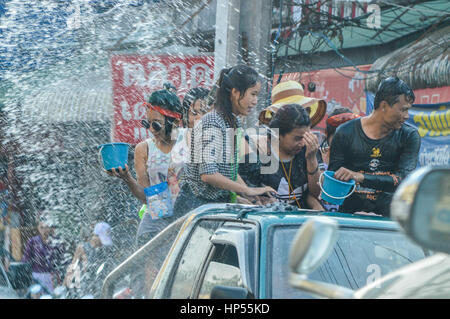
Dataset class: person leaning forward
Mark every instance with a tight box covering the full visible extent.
[173,65,277,215]
[328,77,421,217]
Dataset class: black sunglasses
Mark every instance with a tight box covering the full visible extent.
[141,119,163,132]
[320,139,330,153]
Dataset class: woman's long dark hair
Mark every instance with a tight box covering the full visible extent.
[215,65,260,127]
[269,103,311,136]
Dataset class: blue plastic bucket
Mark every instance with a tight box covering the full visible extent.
[319,171,356,205]
[98,143,130,171]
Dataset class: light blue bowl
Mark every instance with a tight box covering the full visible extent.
[98,143,130,171]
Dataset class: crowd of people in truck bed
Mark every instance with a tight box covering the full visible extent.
[108,65,419,247]
[11,65,419,299]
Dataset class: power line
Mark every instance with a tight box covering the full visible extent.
[378,0,450,16]
[270,0,449,75]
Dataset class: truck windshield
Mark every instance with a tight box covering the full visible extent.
[270,226,428,299]
[0,263,8,287]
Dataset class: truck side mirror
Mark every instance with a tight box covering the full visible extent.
[391,166,450,254]
[289,217,338,275]
[288,217,354,299]
[7,262,33,290]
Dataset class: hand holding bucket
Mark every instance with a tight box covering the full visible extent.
[98,143,130,172]
[319,171,356,205]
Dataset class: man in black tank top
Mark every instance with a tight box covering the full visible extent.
[328,77,421,217]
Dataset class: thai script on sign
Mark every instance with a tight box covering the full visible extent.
[407,102,450,167]
[120,61,213,91]
[111,55,214,144]
[419,145,450,167]
[413,108,450,138]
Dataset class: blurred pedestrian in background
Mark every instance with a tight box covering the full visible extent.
[182,87,211,129]
[22,215,63,294]
[64,221,113,298]
[320,107,360,168]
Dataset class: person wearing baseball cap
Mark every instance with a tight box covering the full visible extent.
[64,221,114,298]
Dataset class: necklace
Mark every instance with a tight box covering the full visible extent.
[280,159,302,209]
[158,138,171,146]
[154,134,176,148]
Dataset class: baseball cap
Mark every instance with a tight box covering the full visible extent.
[93,222,113,246]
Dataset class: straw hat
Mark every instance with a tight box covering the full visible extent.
[259,80,327,127]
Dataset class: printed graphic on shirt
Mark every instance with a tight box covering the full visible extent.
[370,147,381,158]
[146,129,187,205]
[167,167,181,197]
[355,184,380,201]
[276,177,307,205]
[368,147,382,171]
[369,158,380,171]
[355,170,400,201]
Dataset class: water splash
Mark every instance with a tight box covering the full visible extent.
[0,0,209,298]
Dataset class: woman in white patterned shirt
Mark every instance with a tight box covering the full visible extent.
[173,65,276,215]
[107,89,189,247]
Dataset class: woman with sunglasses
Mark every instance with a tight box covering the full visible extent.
[108,89,189,247]
[182,87,211,129]
[173,65,277,215]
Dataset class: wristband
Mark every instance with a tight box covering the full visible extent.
[307,165,319,175]
[230,191,237,203]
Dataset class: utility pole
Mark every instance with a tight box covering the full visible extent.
[240,0,273,126]
[214,0,241,81]
[214,0,273,126]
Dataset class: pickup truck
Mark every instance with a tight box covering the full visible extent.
[102,203,428,299]
[288,165,450,299]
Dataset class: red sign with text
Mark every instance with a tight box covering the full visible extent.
[111,55,214,144]
[413,87,450,105]
[274,65,372,131]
